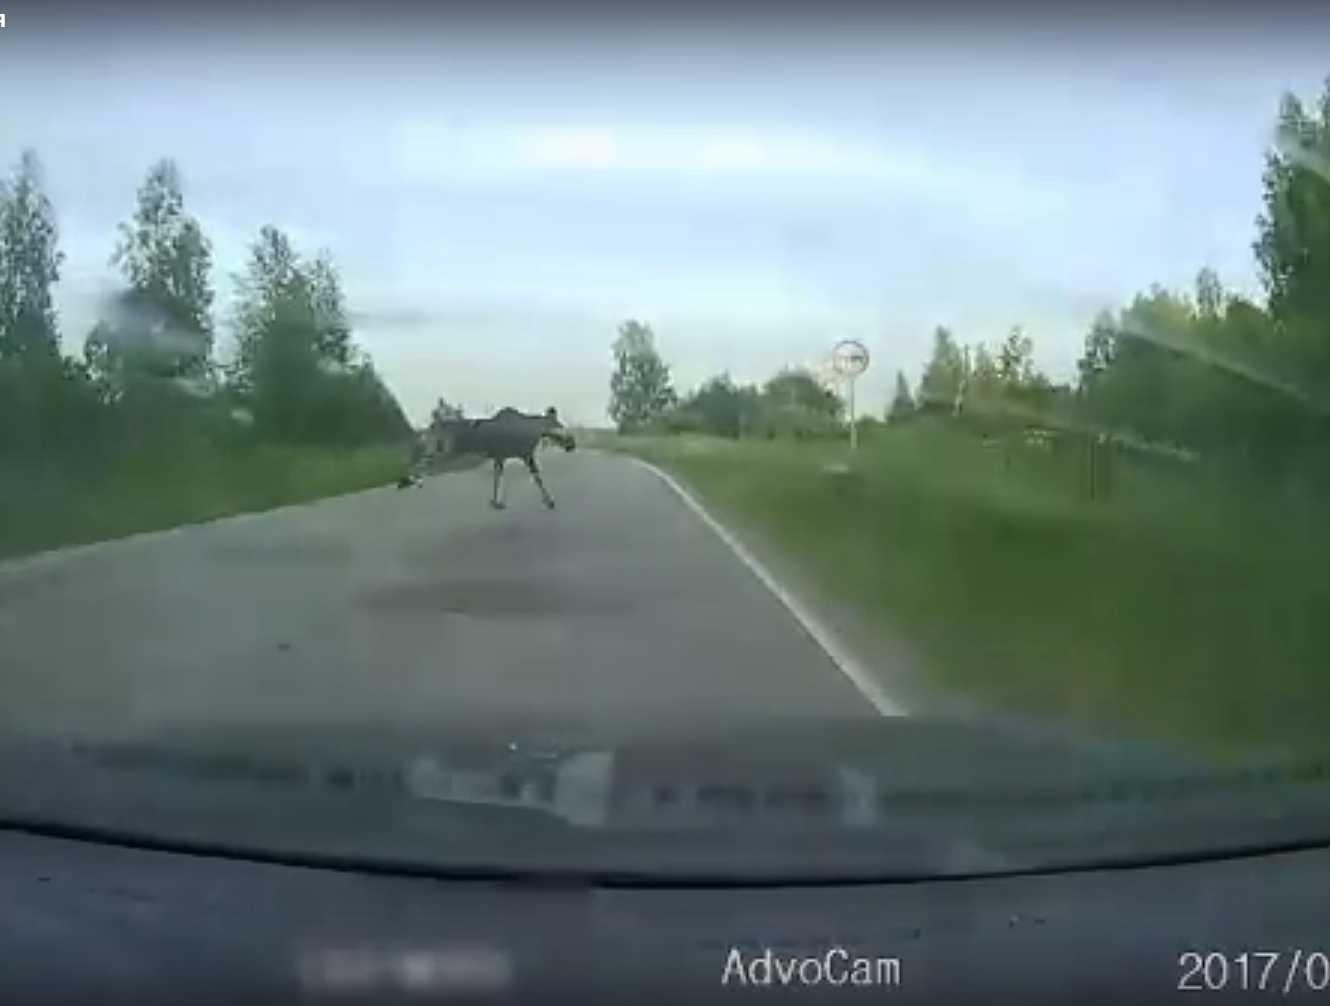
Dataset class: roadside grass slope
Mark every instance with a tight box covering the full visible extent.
[605,423,1330,760]
[0,442,406,561]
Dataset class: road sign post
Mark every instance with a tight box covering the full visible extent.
[831,340,870,452]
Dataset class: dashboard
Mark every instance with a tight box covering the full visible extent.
[4,827,1330,1004]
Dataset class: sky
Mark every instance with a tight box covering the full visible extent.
[1,3,1328,425]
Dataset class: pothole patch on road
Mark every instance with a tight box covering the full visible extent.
[358,576,637,618]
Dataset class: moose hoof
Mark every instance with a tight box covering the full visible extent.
[543,499,556,510]
[490,500,506,510]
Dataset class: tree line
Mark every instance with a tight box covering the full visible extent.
[0,152,410,477]
[1067,77,1329,479]
[608,319,847,439]
[901,75,1330,478]
[609,75,1330,482]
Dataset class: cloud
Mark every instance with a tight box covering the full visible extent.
[398,119,952,185]
[518,127,621,169]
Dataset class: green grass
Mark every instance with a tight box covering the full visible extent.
[0,441,407,561]
[606,423,1330,760]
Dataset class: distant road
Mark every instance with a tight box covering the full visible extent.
[0,452,881,746]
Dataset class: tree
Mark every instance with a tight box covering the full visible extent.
[969,344,1002,402]
[608,320,676,432]
[1254,78,1330,327]
[431,398,464,425]
[748,368,844,439]
[996,326,1035,388]
[249,269,321,439]
[1077,311,1118,393]
[888,369,915,421]
[81,321,120,403]
[1095,288,1195,442]
[0,150,63,364]
[918,326,966,412]
[226,228,356,390]
[226,226,408,444]
[228,224,302,391]
[762,368,843,418]
[680,374,745,437]
[671,374,769,438]
[1047,76,1330,476]
[108,159,214,378]
[1195,267,1224,320]
[307,251,353,366]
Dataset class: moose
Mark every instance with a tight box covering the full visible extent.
[399,404,576,509]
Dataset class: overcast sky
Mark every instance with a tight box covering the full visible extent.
[2,4,1327,424]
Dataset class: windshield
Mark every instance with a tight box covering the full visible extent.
[2,3,1330,879]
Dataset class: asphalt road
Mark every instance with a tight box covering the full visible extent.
[0,451,880,747]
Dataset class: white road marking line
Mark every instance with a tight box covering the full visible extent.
[623,455,906,718]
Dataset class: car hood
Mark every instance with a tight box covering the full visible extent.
[2,717,1329,882]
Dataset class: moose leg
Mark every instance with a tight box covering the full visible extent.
[524,454,556,509]
[490,458,506,509]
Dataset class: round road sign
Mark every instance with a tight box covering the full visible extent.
[832,339,870,378]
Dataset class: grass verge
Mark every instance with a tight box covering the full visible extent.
[0,441,407,561]
[604,423,1330,760]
